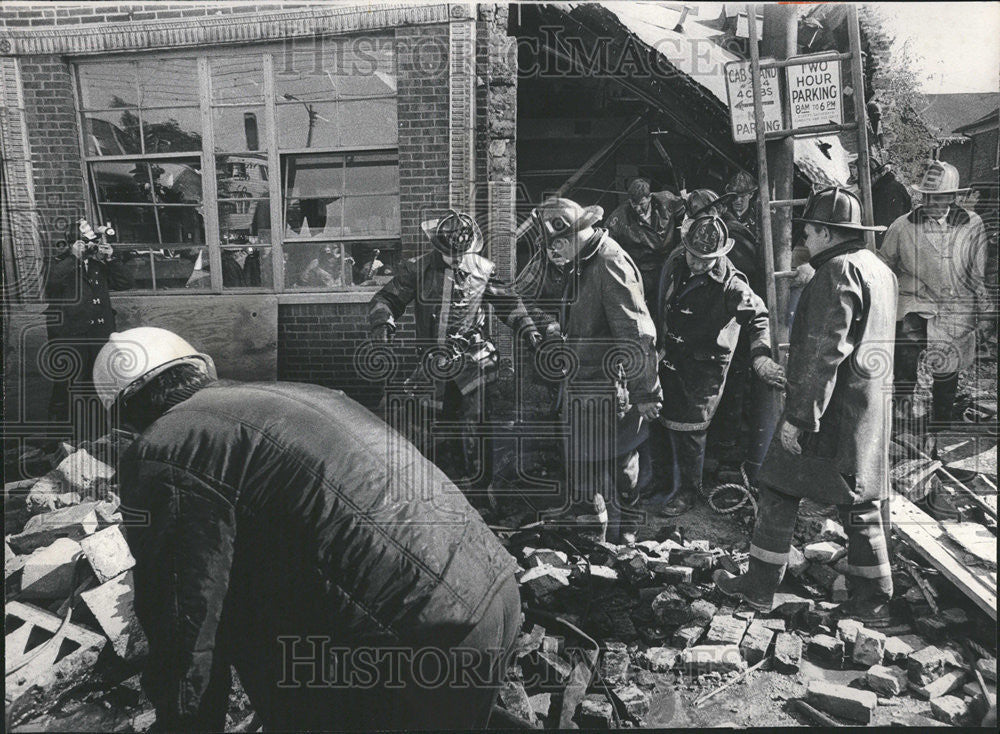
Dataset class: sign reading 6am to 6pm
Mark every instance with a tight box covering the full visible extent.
[786,59,844,129]
[725,59,782,143]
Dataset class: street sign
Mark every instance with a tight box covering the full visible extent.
[724,59,782,143]
[786,58,843,129]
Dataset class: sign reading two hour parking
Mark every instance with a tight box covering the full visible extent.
[786,59,843,129]
[724,60,782,143]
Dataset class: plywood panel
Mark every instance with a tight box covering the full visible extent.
[113,295,277,381]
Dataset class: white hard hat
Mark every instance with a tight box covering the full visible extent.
[93,327,216,409]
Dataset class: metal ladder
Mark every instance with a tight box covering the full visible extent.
[744,2,876,359]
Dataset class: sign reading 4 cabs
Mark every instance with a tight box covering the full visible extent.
[725,60,782,143]
[786,59,844,129]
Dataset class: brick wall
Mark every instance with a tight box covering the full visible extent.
[1,4,490,413]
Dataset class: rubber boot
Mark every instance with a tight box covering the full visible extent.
[713,556,785,612]
[832,578,892,628]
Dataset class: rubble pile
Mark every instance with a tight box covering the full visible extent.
[496,514,997,728]
[4,435,153,730]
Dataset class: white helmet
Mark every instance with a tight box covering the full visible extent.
[93,327,216,409]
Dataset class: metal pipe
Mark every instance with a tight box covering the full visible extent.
[758,51,854,69]
[847,4,877,251]
[764,121,859,140]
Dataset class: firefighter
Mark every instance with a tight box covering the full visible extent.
[368,210,541,483]
[44,219,133,428]
[715,188,897,626]
[654,215,784,517]
[848,155,912,249]
[96,327,521,732]
[725,170,760,237]
[532,197,662,541]
[879,160,988,432]
[606,177,687,311]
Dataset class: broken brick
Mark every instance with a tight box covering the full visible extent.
[600,641,631,685]
[542,635,564,656]
[613,683,650,719]
[806,563,839,590]
[787,545,809,577]
[621,553,655,586]
[5,540,24,579]
[673,623,706,649]
[883,636,915,665]
[938,607,969,628]
[587,565,620,584]
[908,645,951,686]
[836,618,863,649]
[831,575,849,602]
[916,615,950,641]
[802,608,833,634]
[516,624,546,657]
[525,548,569,568]
[811,518,848,544]
[577,694,614,728]
[24,448,115,516]
[651,587,691,626]
[852,627,887,667]
[498,680,536,725]
[704,615,748,646]
[523,650,573,684]
[740,622,775,665]
[79,524,135,584]
[977,656,997,683]
[806,680,877,724]
[529,693,551,721]
[8,502,101,554]
[678,645,746,675]
[773,632,803,673]
[79,570,148,660]
[637,647,680,672]
[803,541,846,564]
[866,664,908,697]
[687,540,711,552]
[912,669,967,700]
[647,560,693,584]
[772,597,813,626]
[929,695,968,725]
[518,565,571,600]
[19,537,84,600]
[808,634,845,667]
[689,599,718,624]
[757,618,787,632]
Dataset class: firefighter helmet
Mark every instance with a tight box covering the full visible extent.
[913,159,968,194]
[793,186,886,232]
[93,327,217,409]
[420,210,484,257]
[529,197,604,247]
[682,215,735,259]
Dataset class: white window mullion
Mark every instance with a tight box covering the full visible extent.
[199,56,222,293]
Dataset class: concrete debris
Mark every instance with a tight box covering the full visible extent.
[587,564,620,584]
[703,615,748,646]
[773,632,802,673]
[528,693,552,721]
[516,624,546,657]
[651,587,691,626]
[6,540,25,579]
[599,641,630,685]
[24,448,116,517]
[929,694,968,725]
[637,647,680,673]
[866,664,909,697]
[577,694,614,728]
[852,627,887,667]
[806,680,878,724]
[8,502,101,555]
[805,562,839,591]
[19,537,84,600]
[541,635,564,656]
[911,669,968,700]
[524,649,573,684]
[835,618,863,649]
[79,525,135,584]
[524,548,569,568]
[786,545,810,577]
[831,575,849,602]
[976,656,997,683]
[883,635,915,665]
[672,623,706,649]
[646,559,693,584]
[908,645,953,686]
[689,599,718,624]
[678,645,746,675]
[810,518,848,545]
[79,571,148,660]
[498,680,537,725]
[740,622,775,665]
[613,683,650,719]
[803,541,846,564]
[518,565,571,600]
[808,634,845,668]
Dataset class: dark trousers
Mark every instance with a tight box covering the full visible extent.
[893,313,960,425]
[665,428,707,500]
[710,334,751,453]
[749,484,893,598]
[565,449,640,541]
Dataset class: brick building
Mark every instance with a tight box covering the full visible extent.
[1,2,517,433]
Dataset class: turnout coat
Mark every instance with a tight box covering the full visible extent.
[119,382,518,730]
[655,249,771,430]
[558,230,662,458]
[758,239,898,505]
[606,191,686,295]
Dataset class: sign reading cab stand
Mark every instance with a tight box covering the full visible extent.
[725,59,782,143]
[786,59,844,129]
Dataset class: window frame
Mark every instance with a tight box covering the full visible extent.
[72,39,399,296]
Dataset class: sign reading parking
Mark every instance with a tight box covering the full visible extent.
[725,60,782,143]
[786,59,843,129]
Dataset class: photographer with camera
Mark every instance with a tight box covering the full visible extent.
[44,219,133,425]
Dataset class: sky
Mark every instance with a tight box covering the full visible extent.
[872,2,1000,93]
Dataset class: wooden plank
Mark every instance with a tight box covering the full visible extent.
[889,493,997,621]
[113,294,277,381]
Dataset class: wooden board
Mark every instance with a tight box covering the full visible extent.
[937,433,998,480]
[114,294,277,381]
[890,492,997,621]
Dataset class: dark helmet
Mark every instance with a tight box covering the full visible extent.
[725,170,757,194]
[686,188,738,219]
[682,215,734,259]
[794,186,886,232]
[529,197,604,246]
[420,210,484,257]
